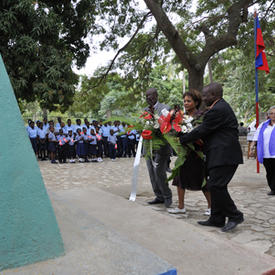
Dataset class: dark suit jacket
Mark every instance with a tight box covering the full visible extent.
[180,98,243,169]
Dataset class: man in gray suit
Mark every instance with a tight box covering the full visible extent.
[145,88,172,208]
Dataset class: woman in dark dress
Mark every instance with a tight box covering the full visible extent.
[168,90,211,215]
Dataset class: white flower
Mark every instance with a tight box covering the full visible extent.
[161,108,169,117]
[153,121,160,129]
[187,123,193,130]
[181,125,188,133]
[184,116,194,123]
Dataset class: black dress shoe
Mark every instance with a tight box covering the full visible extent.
[221,217,244,232]
[147,198,164,205]
[267,191,275,195]
[197,220,225,228]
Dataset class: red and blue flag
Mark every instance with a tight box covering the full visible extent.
[255,16,269,74]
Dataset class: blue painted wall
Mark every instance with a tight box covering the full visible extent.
[0,55,64,271]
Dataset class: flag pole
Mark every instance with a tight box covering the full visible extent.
[254,11,260,173]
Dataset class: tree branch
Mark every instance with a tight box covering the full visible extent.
[134,26,161,69]
[92,11,152,88]
[143,0,194,71]
[200,0,254,64]
[263,0,275,19]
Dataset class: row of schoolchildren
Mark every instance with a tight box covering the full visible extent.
[26,118,140,164]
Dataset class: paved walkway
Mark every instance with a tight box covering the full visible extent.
[39,156,275,258]
[4,156,275,275]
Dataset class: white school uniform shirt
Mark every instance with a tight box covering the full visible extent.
[253,121,275,159]
[54,126,61,133]
[65,124,75,134]
[101,125,111,137]
[74,125,82,133]
[120,125,127,138]
[76,134,84,143]
[28,127,38,138]
[247,120,256,141]
[67,135,75,146]
[108,135,117,144]
[42,123,49,132]
[82,133,89,142]
[111,126,120,136]
[37,128,46,139]
[88,135,97,145]
[98,128,103,135]
[48,132,57,141]
[81,124,90,131]
[88,125,96,133]
[55,122,61,130]
[127,129,136,140]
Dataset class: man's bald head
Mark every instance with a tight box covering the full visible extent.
[146,88,158,107]
[202,83,223,106]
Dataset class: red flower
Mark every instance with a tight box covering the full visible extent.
[141,129,153,140]
[172,111,183,132]
[140,111,152,120]
[158,113,172,134]
[172,122,182,132]
[139,112,148,118]
[144,113,153,120]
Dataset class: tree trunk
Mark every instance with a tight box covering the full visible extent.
[188,68,204,92]
[182,69,186,96]
[144,0,252,94]
[208,60,213,83]
[106,110,112,118]
[42,108,47,119]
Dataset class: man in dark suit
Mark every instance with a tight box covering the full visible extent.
[145,88,172,208]
[179,83,244,232]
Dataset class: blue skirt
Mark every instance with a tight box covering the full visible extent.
[48,142,56,152]
[77,142,87,157]
[89,144,97,155]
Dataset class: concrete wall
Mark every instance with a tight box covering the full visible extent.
[0,55,64,271]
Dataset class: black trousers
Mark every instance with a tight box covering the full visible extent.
[30,138,37,154]
[263,158,275,191]
[102,137,109,157]
[97,140,103,157]
[117,136,123,157]
[208,165,243,224]
[58,144,67,163]
[127,139,136,157]
[108,143,116,159]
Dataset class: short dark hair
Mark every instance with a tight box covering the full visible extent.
[183,89,202,109]
[146,87,158,95]
[203,82,223,98]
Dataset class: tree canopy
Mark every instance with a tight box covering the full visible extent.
[0,0,96,111]
[94,0,273,91]
[1,0,274,118]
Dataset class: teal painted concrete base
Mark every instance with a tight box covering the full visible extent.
[0,55,64,271]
